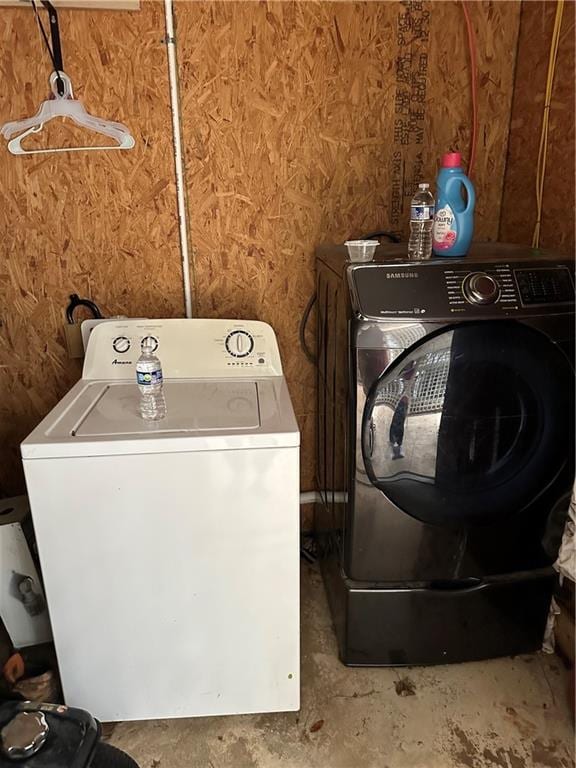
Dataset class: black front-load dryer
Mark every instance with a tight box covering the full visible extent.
[315,242,574,665]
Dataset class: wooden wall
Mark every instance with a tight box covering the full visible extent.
[500,0,575,255]
[0,0,521,498]
[0,2,181,494]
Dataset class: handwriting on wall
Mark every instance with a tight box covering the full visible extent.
[390,0,430,236]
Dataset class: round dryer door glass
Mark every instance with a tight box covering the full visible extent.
[362,322,574,526]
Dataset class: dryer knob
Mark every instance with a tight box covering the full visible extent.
[463,273,500,305]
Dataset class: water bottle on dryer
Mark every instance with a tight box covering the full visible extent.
[407,183,435,260]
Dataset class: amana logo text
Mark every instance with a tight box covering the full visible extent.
[386,272,419,279]
[112,359,132,365]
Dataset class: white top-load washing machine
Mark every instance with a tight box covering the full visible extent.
[21,319,300,722]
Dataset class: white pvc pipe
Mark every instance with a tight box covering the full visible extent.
[299,491,347,505]
[164,0,193,319]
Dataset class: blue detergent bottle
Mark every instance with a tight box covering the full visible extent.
[432,152,475,257]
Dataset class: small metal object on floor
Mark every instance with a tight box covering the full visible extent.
[1,711,48,760]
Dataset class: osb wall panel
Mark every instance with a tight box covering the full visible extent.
[500,1,575,255]
[177,0,520,491]
[0,2,181,495]
[0,0,522,498]
[425,1,520,239]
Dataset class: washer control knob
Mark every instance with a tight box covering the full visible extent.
[112,336,131,354]
[140,336,159,353]
[225,330,254,358]
[462,272,500,305]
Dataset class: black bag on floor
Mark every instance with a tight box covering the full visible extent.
[0,701,138,768]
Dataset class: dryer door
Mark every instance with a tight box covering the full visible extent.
[362,321,574,527]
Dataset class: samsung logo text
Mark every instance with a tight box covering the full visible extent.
[386,272,419,279]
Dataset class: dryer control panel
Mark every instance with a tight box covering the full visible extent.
[83,319,284,380]
[350,260,574,321]
[444,265,517,310]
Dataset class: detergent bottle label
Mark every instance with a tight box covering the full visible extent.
[433,205,457,250]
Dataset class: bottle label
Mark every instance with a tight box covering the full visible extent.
[410,204,435,221]
[137,369,163,386]
[433,205,457,249]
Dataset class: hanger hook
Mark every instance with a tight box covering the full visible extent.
[49,71,73,99]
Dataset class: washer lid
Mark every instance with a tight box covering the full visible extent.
[21,377,299,459]
[75,381,260,437]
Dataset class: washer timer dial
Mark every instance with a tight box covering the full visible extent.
[225,330,254,358]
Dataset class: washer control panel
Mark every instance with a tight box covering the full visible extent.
[84,319,283,380]
[351,259,573,320]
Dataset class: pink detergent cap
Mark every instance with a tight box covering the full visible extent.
[442,152,462,168]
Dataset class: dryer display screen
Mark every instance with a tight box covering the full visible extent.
[514,267,574,306]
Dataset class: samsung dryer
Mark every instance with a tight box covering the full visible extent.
[315,242,574,665]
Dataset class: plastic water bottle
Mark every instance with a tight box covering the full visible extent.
[408,183,435,260]
[136,339,166,420]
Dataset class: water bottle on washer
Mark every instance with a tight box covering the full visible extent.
[136,338,166,420]
[407,183,435,260]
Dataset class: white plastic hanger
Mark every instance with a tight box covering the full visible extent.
[1,71,135,155]
[0,0,135,156]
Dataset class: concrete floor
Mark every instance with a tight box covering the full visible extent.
[110,564,575,768]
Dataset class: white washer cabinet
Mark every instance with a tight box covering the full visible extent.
[22,319,300,722]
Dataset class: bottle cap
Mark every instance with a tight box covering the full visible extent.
[418,183,430,190]
[441,152,462,168]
